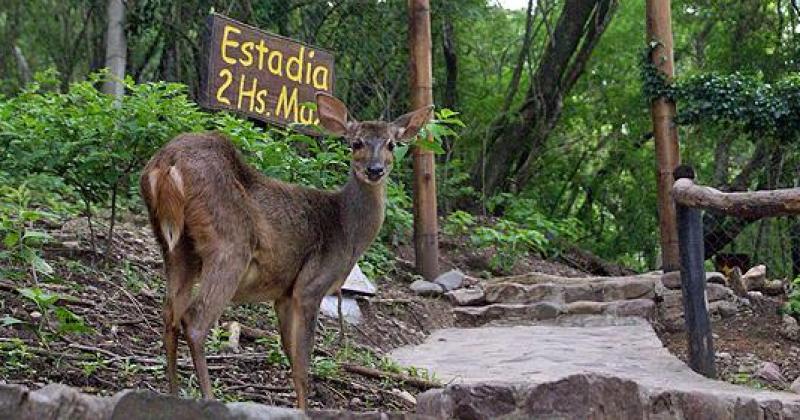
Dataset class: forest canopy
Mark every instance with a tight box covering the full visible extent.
[1,0,799,274]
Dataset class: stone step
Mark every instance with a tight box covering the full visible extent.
[484,277,656,305]
[391,318,800,419]
[452,299,655,327]
[485,272,662,286]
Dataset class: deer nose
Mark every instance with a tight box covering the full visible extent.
[365,165,385,180]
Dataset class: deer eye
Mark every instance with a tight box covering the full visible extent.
[351,140,365,150]
[386,140,395,151]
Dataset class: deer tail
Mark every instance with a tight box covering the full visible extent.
[146,165,185,252]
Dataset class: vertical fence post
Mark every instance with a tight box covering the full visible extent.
[646,0,681,272]
[408,0,440,281]
[674,165,716,378]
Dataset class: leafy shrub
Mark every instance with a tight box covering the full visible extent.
[782,276,800,319]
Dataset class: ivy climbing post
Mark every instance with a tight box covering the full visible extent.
[646,0,681,272]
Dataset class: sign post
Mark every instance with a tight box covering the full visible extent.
[200,14,335,132]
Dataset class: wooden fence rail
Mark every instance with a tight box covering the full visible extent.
[672,165,800,378]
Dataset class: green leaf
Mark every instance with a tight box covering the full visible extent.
[1,315,25,327]
[3,232,20,248]
[393,143,410,162]
[414,139,445,154]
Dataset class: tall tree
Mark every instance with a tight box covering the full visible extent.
[103,0,126,100]
[472,0,618,199]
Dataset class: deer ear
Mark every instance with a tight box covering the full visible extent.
[316,92,350,136]
[393,105,434,141]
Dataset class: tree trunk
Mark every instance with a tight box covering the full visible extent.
[442,19,458,110]
[103,0,127,100]
[471,0,618,198]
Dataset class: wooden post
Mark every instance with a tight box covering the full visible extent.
[646,0,681,272]
[408,0,439,281]
[674,165,716,378]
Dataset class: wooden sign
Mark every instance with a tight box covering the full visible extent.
[200,14,335,132]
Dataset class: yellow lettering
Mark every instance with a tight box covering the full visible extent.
[312,66,329,90]
[255,89,268,114]
[256,40,269,70]
[216,68,233,105]
[275,85,299,121]
[305,50,315,84]
[240,41,254,67]
[221,25,241,65]
[268,50,283,76]
[238,75,259,111]
[286,46,304,83]
[299,105,315,124]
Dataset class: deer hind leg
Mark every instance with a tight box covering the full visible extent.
[181,245,249,399]
[162,237,199,395]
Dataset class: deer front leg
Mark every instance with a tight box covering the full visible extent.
[276,290,324,410]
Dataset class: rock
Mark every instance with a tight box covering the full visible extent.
[762,279,785,296]
[410,280,444,297]
[62,240,80,249]
[717,352,732,361]
[755,362,788,387]
[661,271,681,289]
[706,272,727,285]
[434,269,465,291]
[792,377,800,394]
[452,302,562,327]
[0,383,121,420]
[709,300,738,319]
[706,283,734,302]
[781,315,800,341]
[661,271,727,289]
[444,287,486,306]
[743,264,767,291]
[605,299,656,320]
[729,267,747,297]
[341,264,377,296]
[390,388,417,406]
[319,295,362,325]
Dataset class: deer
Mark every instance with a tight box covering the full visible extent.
[139,92,432,410]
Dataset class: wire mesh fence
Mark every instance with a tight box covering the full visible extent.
[706,215,800,281]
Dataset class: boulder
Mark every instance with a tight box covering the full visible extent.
[743,265,767,291]
[410,280,444,297]
[661,271,728,289]
[444,288,486,306]
[434,269,465,291]
[755,362,788,387]
[706,283,734,302]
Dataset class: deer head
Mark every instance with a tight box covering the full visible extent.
[316,93,433,185]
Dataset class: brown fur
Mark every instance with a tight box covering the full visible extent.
[139,94,432,409]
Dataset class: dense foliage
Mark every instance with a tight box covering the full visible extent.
[2,0,800,275]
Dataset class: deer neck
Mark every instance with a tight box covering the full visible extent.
[339,171,386,256]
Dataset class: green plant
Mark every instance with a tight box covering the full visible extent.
[0,182,58,279]
[443,210,476,236]
[257,335,289,367]
[17,287,91,338]
[782,276,800,318]
[311,356,340,379]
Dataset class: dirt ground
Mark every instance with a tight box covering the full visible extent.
[4,212,795,411]
[657,295,800,391]
[0,215,454,411]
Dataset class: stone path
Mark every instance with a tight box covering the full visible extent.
[392,272,800,419]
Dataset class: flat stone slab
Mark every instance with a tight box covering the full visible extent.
[484,276,656,304]
[453,299,654,327]
[391,317,800,418]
